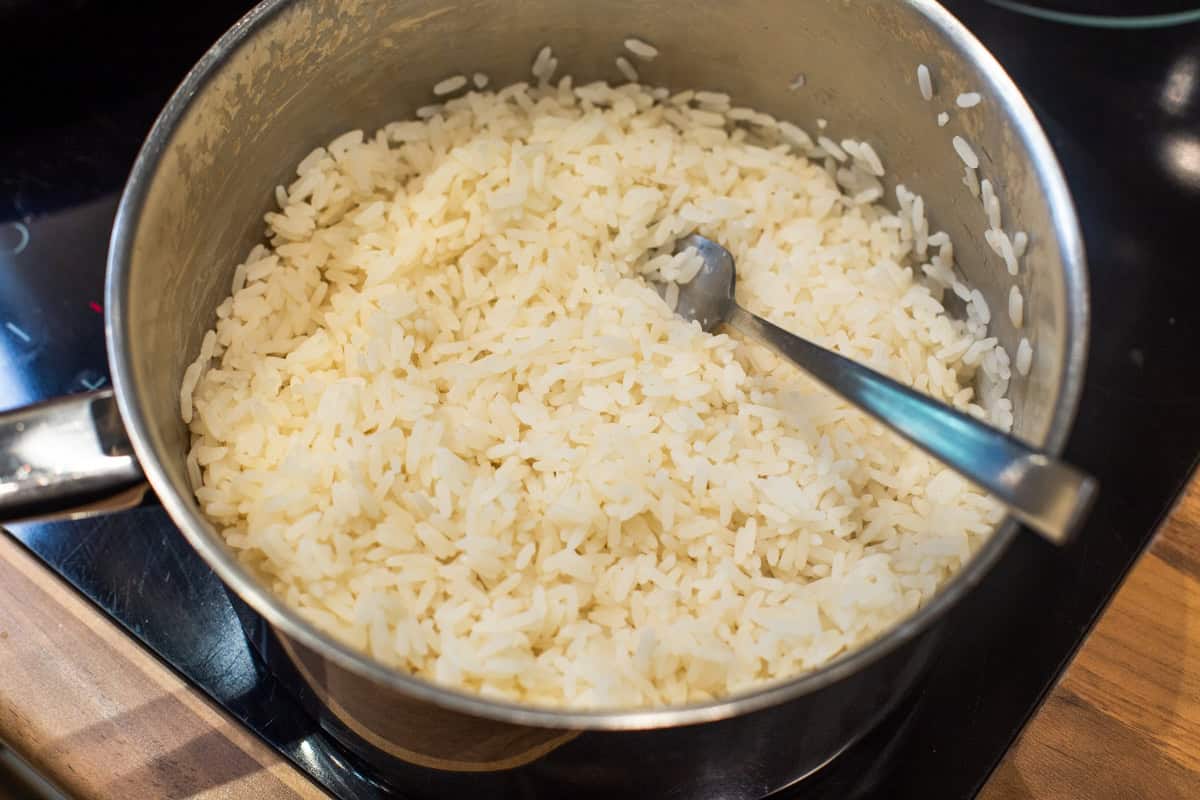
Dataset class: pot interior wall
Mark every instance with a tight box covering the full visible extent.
[113,0,1075,721]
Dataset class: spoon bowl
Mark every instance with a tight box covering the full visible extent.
[656,233,1097,545]
[669,233,737,333]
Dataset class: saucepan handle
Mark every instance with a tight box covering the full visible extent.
[0,389,148,523]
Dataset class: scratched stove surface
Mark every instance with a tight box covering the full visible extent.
[0,199,112,408]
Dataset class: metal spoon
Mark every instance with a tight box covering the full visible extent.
[659,233,1096,544]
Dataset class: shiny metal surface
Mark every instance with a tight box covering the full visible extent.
[667,233,1096,543]
[103,0,1087,745]
[0,0,1090,794]
[0,389,145,521]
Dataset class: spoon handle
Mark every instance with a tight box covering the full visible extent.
[725,304,1096,544]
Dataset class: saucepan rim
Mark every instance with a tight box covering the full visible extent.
[105,0,1089,731]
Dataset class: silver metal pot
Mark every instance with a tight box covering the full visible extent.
[0,0,1088,795]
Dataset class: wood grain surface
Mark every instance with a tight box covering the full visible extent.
[981,477,1200,800]
[0,479,1196,799]
[0,532,325,799]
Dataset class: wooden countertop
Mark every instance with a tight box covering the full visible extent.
[1,481,1197,799]
[981,479,1200,800]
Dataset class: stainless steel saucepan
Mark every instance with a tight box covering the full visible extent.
[0,1,1088,796]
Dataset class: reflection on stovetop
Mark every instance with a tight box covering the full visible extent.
[3,1,1200,798]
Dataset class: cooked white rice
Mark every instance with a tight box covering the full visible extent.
[472,72,489,90]
[953,135,980,169]
[816,136,847,162]
[969,289,991,325]
[182,76,1009,709]
[1016,337,1033,376]
[695,90,731,110]
[1013,230,1028,259]
[624,37,659,60]
[1008,285,1024,328]
[848,140,885,178]
[937,112,949,128]
[615,56,639,83]
[985,228,1019,277]
[956,92,981,108]
[917,64,933,101]
[981,179,1001,231]
[432,75,468,96]
[532,45,557,84]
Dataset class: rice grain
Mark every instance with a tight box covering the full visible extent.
[433,75,468,96]
[1016,337,1033,376]
[917,64,933,101]
[1008,285,1024,328]
[615,56,639,83]
[952,135,980,169]
[182,73,1010,711]
[624,37,659,60]
[1013,231,1029,259]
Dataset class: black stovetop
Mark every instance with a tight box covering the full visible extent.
[3,2,1199,798]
